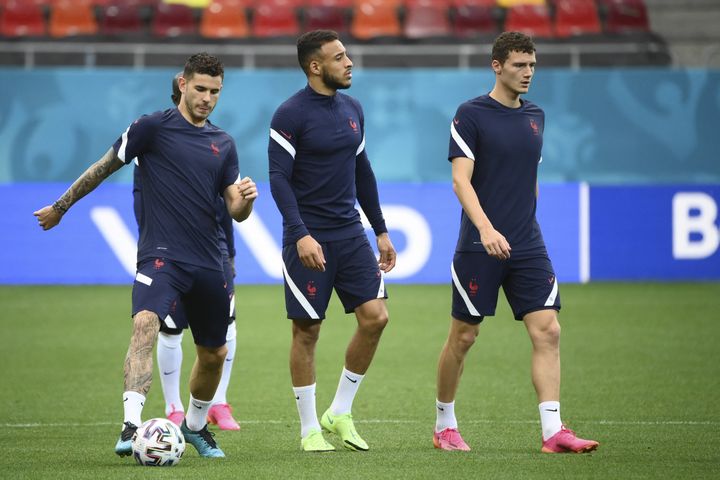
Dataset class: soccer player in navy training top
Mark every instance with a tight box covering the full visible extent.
[34,53,258,458]
[433,32,599,454]
[269,30,396,452]
[136,73,242,431]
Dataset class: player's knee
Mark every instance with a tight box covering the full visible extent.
[360,309,388,335]
[198,345,227,370]
[453,327,478,353]
[292,321,321,346]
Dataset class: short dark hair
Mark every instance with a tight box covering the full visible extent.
[183,52,224,81]
[170,71,182,106]
[297,29,339,75]
[491,31,536,64]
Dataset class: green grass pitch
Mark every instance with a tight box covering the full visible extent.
[1,283,719,479]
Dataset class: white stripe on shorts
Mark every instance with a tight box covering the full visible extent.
[135,272,152,286]
[376,271,385,298]
[544,277,559,306]
[450,261,481,317]
[281,260,320,320]
[164,314,177,329]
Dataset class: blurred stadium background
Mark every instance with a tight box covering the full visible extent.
[1,2,719,478]
[1,0,719,284]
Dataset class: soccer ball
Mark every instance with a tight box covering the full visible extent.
[132,418,185,466]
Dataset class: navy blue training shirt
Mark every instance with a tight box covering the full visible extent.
[115,108,239,270]
[449,94,546,254]
[132,165,235,259]
[269,85,387,247]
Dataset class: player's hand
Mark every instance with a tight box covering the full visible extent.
[236,177,258,202]
[297,235,326,272]
[376,232,396,273]
[33,205,63,231]
[479,226,511,260]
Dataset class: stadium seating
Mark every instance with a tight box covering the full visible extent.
[0,1,46,37]
[151,2,196,37]
[199,0,249,38]
[404,5,451,39]
[600,0,650,34]
[554,0,601,38]
[351,0,401,40]
[252,0,300,38]
[99,3,143,36]
[504,3,553,38]
[304,5,350,34]
[452,5,498,38]
[49,0,98,37]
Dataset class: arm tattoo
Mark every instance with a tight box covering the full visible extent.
[123,311,160,395]
[54,148,123,215]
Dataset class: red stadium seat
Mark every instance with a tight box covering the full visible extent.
[554,0,601,38]
[504,4,553,38]
[49,0,99,37]
[151,2,196,37]
[600,0,649,34]
[200,0,249,38]
[0,0,45,36]
[350,1,401,40]
[100,3,143,35]
[450,0,494,6]
[251,0,299,38]
[452,5,497,38]
[404,5,450,39]
[405,0,448,7]
[303,5,349,34]
[307,0,352,7]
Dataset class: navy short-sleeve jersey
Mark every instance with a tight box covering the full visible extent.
[449,94,546,254]
[269,85,386,246]
[115,108,239,270]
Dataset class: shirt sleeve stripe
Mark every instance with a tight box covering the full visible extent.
[118,126,130,162]
[270,128,296,158]
[356,134,366,156]
[450,121,475,161]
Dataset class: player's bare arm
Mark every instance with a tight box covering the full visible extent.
[124,311,160,395]
[296,235,326,272]
[451,156,511,260]
[224,176,258,223]
[33,147,123,230]
[376,232,396,273]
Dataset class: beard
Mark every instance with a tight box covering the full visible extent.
[322,69,351,91]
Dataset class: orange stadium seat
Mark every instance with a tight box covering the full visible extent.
[200,0,249,38]
[497,0,544,6]
[151,2,196,37]
[404,5,450,38]
[0,0,45,36]
[252,0,300,38]
[452,5,497,38]
[600,0,649,33]
[100,3,143,35]
[49,0,98,37]
[304,5,349,34]
[504,3,553,38]
[350,1,401,40]
[554,0,601,38]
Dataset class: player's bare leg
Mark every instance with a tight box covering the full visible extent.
[433,317,477,451]
[524,309,598,453]
[182,344,228,458]
[321,299,388,451]
[116,310,160,456]
[290,321,333,451]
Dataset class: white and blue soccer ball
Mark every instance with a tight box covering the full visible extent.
[132,418,185,467]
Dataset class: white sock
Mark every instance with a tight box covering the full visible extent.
[212,322,236,405]
[186,395,212,431]
[293,384,320,438]
[157,331,185,416]
[122,391,145,427]
[435,399,458,432]
[539,401,563,440]
[329,367,364,416]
